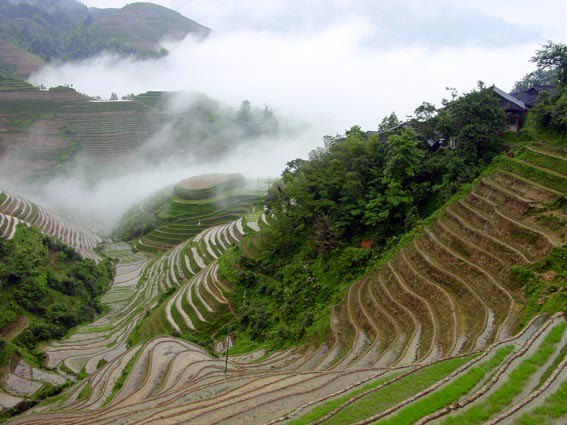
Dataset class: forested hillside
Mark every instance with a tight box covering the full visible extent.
[216,83,516,348]
[0,224,113,363]
[0,0,210,76]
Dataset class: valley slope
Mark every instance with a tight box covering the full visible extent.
[0,142,564,424]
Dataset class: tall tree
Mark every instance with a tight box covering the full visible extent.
[513,68,559,92]
[364,128,423,228]
[438,82,506,161]
[378,112,401,132]
[531,41,567,86]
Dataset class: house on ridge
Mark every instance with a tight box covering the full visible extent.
[368,84,556,148]
[490,86,527,132]
[491,85,556,132]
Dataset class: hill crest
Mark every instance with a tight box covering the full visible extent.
[0,0,211,76]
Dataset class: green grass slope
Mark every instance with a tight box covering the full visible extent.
[115,174,262,252]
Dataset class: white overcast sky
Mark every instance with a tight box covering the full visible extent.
[81,0,565,41]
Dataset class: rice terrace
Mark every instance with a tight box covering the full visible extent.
[0,1,566,424]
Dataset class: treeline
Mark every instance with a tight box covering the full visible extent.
[0,225,113,360]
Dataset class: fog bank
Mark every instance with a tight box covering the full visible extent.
[17,13,546,233]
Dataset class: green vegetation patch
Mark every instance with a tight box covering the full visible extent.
[441,323,566,424]
[77,383,93,401]
[513,379,567,424]
[102,348,141,407]
[288,372,401,425]
[373,346,514,425]
[305,354,478,425]
[499,157,567,193]
[517,147,567,176]
[514,246,567,325]
[0,225,113,365]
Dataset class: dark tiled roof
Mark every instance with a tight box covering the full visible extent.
[492,86,526,111]
[510,85,557,108]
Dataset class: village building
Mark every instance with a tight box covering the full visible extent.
[491,85,556,132]
[491,86,527,132]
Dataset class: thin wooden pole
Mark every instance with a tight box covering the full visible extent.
[224,334,229,375]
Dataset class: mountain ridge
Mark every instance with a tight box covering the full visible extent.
[0,0,211,77]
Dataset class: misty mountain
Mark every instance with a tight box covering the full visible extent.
[0,0,210,76]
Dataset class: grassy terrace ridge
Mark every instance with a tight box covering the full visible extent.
[440,322,567,424]
[115,175,263,251]
[176,173,247,200]
[0,78,36,92]
[287,358,474,425]
[513,379,567,424]
[372,347,514,425]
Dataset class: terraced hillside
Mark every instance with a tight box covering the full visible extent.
[0,87,213,168]
[0,86,277,180]
[0,41,44,78]
[117,174,263,253]
[40,213,263,378]
[8,316,567,424]
[0,190,102,261]
[0,192,112,412]
[3,143,563,425]
[0,178,266,415]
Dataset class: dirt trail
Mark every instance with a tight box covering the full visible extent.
[1,316,29,341]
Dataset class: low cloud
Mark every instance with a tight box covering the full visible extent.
[1,126,321,232]
[82,0,562,42]
[16,10,546,232]
[32,19,539,133]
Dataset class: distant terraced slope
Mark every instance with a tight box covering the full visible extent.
[0,41,44,78]
[0,190,102,261]
[0,88,226,179]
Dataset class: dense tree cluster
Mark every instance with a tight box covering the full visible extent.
[0,226,113,351]
[520,42,567,136]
